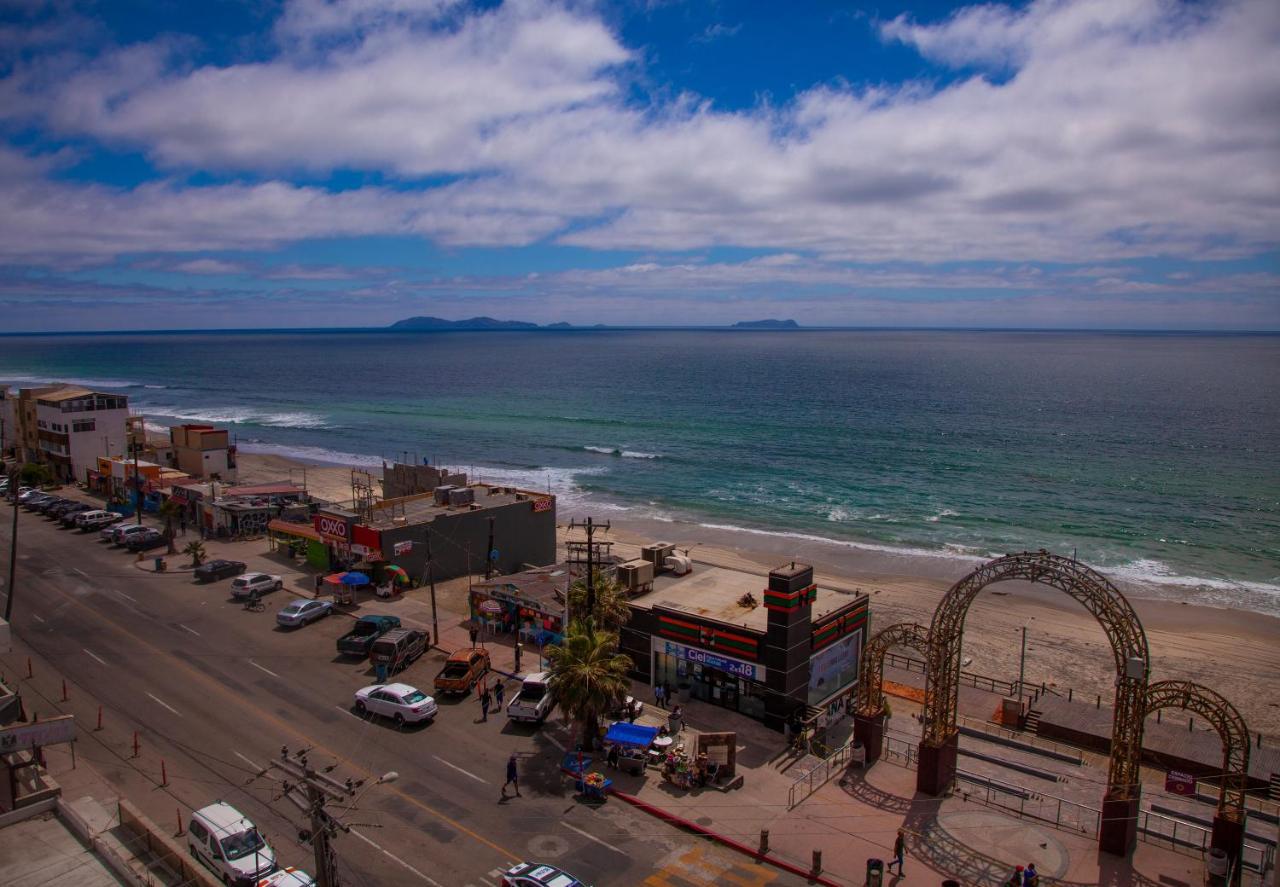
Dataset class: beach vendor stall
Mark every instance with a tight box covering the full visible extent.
[470,566,568,647]
[603,722,658,776]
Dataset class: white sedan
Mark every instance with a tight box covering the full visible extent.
[275,598,333,627]
[354,683,439,725]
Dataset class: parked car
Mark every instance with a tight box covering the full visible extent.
[75,510,122,531]
[353,682,438,725]
[58,503,95,526]
[194,559,247,582]
[186,802,277,887]
[336,614,402,658]
[19,490,50,506]
[103,522,145,543]
[275,599,333,627]
[506,672,553,725]
[257,868,316,887]
[501,863,589,887]
[125,528,167,552]
[433,647,490,696]
[230,572,283,600]
[34,496,69,514]
[47,500,85,519]
[370,628,428,675]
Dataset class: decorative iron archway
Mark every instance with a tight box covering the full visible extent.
[1145,680,1251,881]
[855,622,930,718]
[918,551,1150,855]
[852,623,930,764]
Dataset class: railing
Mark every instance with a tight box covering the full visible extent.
[1138,809,1272,874]
[957,713,1085,763]
[787,738,861,809]
[882,650,1069,701]
[954,774,1102,836]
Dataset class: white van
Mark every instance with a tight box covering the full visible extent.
[187,801,277,886]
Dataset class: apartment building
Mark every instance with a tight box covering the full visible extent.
[32,387,129,483]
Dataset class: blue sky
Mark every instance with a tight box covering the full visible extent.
[0,0,1276,330]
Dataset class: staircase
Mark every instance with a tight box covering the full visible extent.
[1024,708,1043,735]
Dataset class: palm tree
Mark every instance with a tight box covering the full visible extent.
[158,498,182,554]
[183,540,207,567]
[566,570,632,632]
[546,618,633,750]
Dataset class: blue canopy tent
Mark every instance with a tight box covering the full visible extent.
[604,722,659,748]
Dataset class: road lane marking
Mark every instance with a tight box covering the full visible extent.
[146,692,182,717]
[561,821,624,854]
[543,733,566,752]
[233,751,265,774]
[335,704,364,721]
[115,590,138,604]
[74,568,90,579]
[432,755,489,785]
[82,648,108,666]
[32,614,46,624]
[178,624,200,636]
[248,660,279,678]
[348,827,442,885]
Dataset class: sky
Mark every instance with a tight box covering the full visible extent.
[0,0,1277,331]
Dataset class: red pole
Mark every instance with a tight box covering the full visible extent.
[26,657,32,678]
[95,705,103,731]
[61,678,68,702]
[17,695,26,721]
[132,731,140,758]
[175,807,184,836]
[160,759,168,786]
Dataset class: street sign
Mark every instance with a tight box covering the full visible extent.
[489,549,500,561]
[0,715,76,752]
[393,541,412,556]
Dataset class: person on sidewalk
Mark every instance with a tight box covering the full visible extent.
[1023,863,1038,886]
[607,745,620,769]
[469,625,478,646]
[889,829,906,876]
[494,680,505,708]
[502,753,520,797]
[313,574,323,598]
[480,686,492,722]
[669,704,683,733]
[1007,865,1023,887]
[654,683,666,709]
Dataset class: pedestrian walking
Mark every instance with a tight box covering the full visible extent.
[502,752,520,797]
[654,683,666,709]
[494,680,505,707]
[469,625,478,646]
[480,686,491,722]
[1023,863,1038,887]
[1007,866,1024,887]
[607,745,620,769]
[669,704,683,733]
[313,574,324,598]
[663,681,673,705]
[889,829,906,876]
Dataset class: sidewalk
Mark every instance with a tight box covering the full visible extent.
[600,692,1221,886]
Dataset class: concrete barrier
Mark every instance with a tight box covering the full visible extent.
[117,798,222,887]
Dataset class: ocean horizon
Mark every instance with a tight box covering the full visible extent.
[2,328,1276,616]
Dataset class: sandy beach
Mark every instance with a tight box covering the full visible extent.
[236,450,1280,737]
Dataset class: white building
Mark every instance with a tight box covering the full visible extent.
[34,387,129,483]
[0,384,15,461]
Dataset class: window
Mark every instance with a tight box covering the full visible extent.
[73,419,95,433]
[188,821,207,842]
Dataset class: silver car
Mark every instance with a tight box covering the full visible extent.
[275,599,333,627]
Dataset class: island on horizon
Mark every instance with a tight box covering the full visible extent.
[389,316,802,331]
[731,319,800,329]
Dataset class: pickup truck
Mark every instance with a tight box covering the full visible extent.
[336,615,402,658]
[505,672,553,725]
[433,648,490,696]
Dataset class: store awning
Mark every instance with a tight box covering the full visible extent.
[604,722,660,748]
[267,519,322,542]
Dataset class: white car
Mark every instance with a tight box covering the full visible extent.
[354,682,439,725]
[257,867,316,887]
[105,523,147,544]
[230,572,283,600]
[187,801,277,886]
[275,599,333,627]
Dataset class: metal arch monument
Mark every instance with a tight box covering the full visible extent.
[852,621,930,765]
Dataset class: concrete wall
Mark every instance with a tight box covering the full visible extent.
[378,497,555,582]
[382,463,468,499]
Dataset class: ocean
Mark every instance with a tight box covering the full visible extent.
[2,329,1277,614]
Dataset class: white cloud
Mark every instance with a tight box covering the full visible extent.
[0,0,1275,291]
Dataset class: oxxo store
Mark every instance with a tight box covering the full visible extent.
[635,562,870,728]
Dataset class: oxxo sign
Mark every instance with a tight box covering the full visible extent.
[313,513,351,543]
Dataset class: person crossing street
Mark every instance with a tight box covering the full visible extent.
[501,752,520,797]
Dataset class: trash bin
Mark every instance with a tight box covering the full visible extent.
[866,857,884,887]
[154,556,165,572]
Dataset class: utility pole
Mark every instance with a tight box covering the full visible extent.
[567,517,609,621]
[132,438,142,524]
[425,529,439,648]
[1018,626,1027,700]
[485,516,495,580]
[4,455,17,623]
[271,748,396,887]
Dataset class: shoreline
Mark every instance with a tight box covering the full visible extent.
[234,450,1280,736]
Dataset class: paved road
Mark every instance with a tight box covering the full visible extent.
[1,501,804,887]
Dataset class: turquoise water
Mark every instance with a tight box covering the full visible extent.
[2,329,1277,610]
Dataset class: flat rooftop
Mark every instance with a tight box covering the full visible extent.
[629,564,859,633]
[365,484,546,529]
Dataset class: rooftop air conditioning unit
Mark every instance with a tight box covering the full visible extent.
[433,485,456,505]
[641,542,676,572]
[617,558,654,592]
